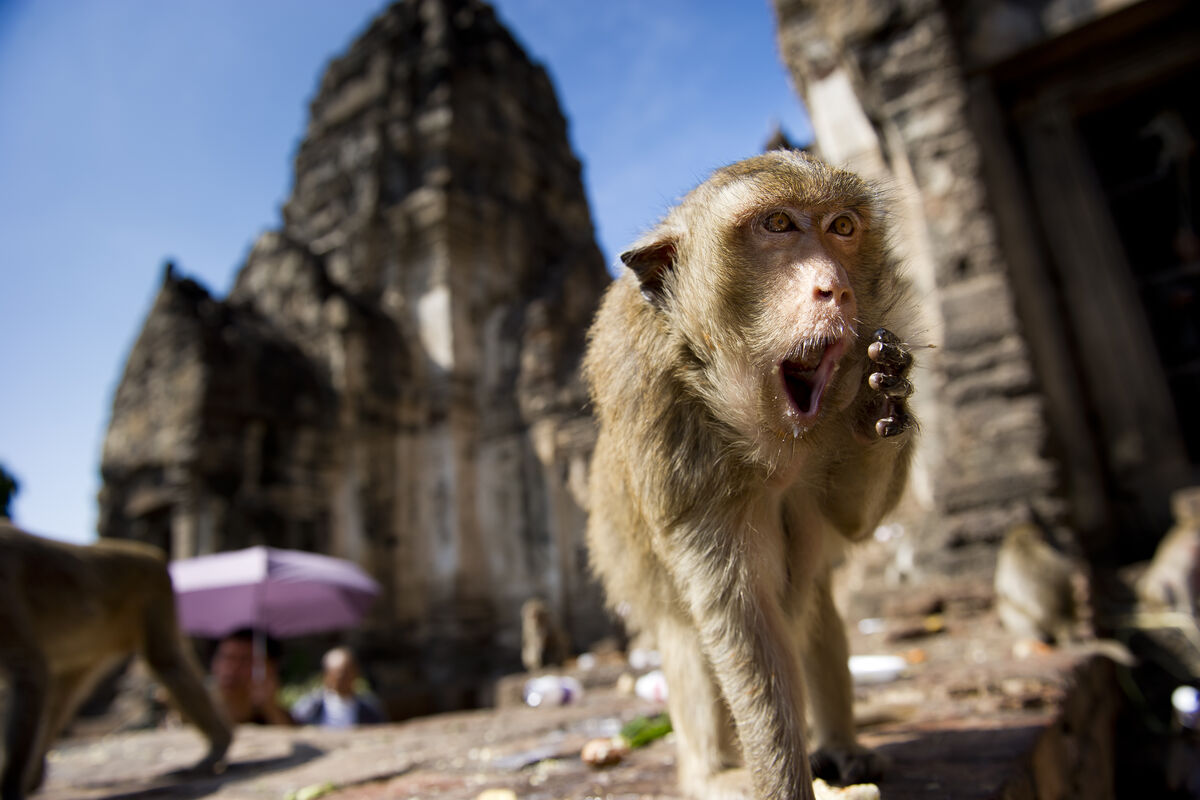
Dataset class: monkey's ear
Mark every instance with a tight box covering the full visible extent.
[620,233,677,307]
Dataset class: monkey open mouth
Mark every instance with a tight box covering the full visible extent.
[780,338,846,419]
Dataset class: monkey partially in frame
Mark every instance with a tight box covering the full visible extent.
[0,522,232,800]
[584,150,916,800]
[520,597,568,672]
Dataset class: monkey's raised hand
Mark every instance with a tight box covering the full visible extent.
[866,328,913,438]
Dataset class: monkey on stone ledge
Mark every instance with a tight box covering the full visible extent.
[584,150,916,800]
[520,597,568,672]
[0,522,232,800]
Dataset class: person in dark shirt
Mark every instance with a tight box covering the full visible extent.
[291,647,386,727]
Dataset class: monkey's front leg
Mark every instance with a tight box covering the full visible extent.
[824,329,917,541]
[1,655,49,800]
[671,527,816,800]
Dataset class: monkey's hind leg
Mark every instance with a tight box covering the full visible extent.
[142,598,232,772]
[799,577,885,786]
[657,616,749,800]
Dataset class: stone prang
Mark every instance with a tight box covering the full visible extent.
[99,0,612,715]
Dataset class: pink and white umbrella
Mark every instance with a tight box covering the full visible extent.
[168,546,381,639]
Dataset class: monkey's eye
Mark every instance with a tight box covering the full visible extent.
[829,215,855,236]
[762,211,797,233]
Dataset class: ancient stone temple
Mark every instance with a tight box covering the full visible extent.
[773,0,1200,573]
[99,0,611,714]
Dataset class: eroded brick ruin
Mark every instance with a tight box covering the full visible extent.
[100,0,610,714]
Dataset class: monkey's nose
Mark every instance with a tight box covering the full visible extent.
[814,284,854,307]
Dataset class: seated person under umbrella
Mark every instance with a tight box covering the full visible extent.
[291,647,386,727]
[210,628,295,725]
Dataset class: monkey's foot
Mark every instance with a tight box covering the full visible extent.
[684,766,752,800]
[865,328,913,438]
[169,754,228,780]
[810,742,887,786]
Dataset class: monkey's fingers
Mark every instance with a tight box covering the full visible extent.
[872,328,900,345]
[868,372,912,398]
[867,340,912,372]
[874,396,911,438]
[876,410,910,438]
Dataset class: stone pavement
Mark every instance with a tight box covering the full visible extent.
[38,605,1122,800]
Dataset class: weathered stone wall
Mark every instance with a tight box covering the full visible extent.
[100,265,336,557]
[100,0,612,715]
[775,0,1200,578]
[787,0,1200,574]
[774,0,1065,577]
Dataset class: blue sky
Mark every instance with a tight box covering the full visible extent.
[0,0,811,544]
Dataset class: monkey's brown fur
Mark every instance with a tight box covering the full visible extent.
[584,151,916,800]
[995,522,1085,644]
[0,522,232,800]
[1137,487,1200,618]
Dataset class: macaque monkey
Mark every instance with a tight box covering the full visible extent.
[1138,486,1200,617]
[520,598,568,672]
[994,521,1086,644]
[0,522,232,800]
[584,150,916,800]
